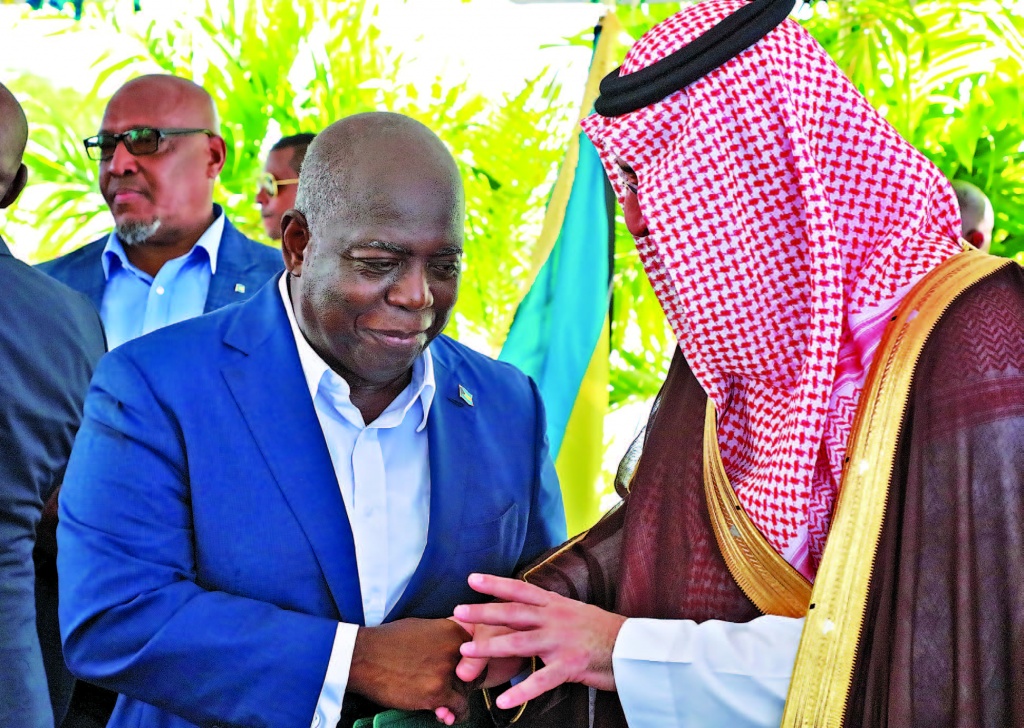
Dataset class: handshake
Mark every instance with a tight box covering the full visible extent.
[349,574,627,726]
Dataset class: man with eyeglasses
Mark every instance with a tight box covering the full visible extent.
[39,74,282,350]
[258,132,316,241]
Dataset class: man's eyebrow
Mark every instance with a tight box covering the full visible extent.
[349,241,463,257]
[350,240,410,255]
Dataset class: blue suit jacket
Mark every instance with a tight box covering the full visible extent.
[37,208,283,314]
[0,238,105,728]
[57,276,566,728]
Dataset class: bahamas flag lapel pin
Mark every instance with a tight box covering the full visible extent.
[458,384,474,407]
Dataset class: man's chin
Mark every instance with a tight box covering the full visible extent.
[115,218,162,246]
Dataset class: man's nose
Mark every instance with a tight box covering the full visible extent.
[255,188,270,206]
[388,264,433,311]
[106,140,139,176]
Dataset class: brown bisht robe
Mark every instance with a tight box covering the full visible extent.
[490,263,1024,728]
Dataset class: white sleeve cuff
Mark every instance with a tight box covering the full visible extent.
[612,615,804,728]
[310,623,359,728]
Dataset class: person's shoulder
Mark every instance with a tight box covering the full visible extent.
[431,335,537,394]
[113,297,243,370]
[917,258,1024,386]
[2,253,94,312]
[35,236,107,278]
[220,217,284,267]
[0,252,104,348]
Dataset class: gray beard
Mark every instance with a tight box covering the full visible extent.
[116,218,162,246]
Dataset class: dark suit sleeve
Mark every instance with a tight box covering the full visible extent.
[519,376,567,567]
[57,348,337,728]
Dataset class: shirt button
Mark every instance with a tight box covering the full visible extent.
[155,285,165,295]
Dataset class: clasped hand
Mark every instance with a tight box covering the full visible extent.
[434,573,627,725]
[348,618,481,724]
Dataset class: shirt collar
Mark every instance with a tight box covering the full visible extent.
[101,206,226,280]
[277,274,436,431]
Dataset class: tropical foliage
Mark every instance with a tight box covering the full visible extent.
[5,0,1024,417]
[3,0,575,353]
[802,0,1024,260]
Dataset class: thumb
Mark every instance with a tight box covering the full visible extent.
[456,654,489,683]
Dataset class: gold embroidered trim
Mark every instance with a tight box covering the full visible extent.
[480,657,537,725]
[780,251,1014,727]
[482,522,596,725]
[703,402,813,617]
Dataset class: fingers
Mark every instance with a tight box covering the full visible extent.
[447,616,474,636]
[466,574,553,606]
[493,665,567,710]
[440,690,469,724]
[459,627,546,660]
[434,707,456,726]
[455,654,488,683]
[452,601,541,630]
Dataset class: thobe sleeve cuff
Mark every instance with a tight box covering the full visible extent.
[612,615,804,728]
[310,623,359,728]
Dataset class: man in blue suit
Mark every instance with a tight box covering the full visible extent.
[58,112,566,728]
[0,83,105,728]
[39,75,282,349]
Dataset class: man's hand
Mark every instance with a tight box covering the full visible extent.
[451,574,627,710]
[452,621,526,688]
[434,620,529,726]
[347,618,474,723]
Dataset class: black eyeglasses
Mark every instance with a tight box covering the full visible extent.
[83,127,215,161]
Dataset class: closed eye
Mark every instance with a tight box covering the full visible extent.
[355,259,400,274]
[430,261,461,278]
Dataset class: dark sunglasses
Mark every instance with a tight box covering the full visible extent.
[257,172,300,198]
[83,127,215,161]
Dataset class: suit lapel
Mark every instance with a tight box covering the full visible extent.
[390,346,474,617]
[205,220,266,313]
[78,242,108,310]
[220,281,364,624]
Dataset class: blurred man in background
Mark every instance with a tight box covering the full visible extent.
[257,132,315,241]
[952,179,995,252]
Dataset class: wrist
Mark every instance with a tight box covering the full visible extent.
[348,625,383,699]
[587,612,628,692]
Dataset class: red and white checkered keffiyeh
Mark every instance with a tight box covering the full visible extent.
[582,0,962,579]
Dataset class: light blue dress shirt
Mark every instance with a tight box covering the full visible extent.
[99,212,225,349]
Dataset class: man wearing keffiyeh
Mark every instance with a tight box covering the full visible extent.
[449,1,1024,727]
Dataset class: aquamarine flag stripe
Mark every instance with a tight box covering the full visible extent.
[498,133,613,458]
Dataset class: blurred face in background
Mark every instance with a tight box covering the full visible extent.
[256,147,301,240]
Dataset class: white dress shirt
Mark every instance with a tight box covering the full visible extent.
[277,276,436,728]
[612,615,804,727]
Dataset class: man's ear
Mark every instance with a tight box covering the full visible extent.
[0,163,28,210]
[280,210,311,276]
[207,135,227,178]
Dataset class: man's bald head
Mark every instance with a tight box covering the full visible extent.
[97,74,226,250]
[295,112,463,240]
[0,82,29,208]
[282,112,464,397]
[106,75,220,134]
[952,180,995,252]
